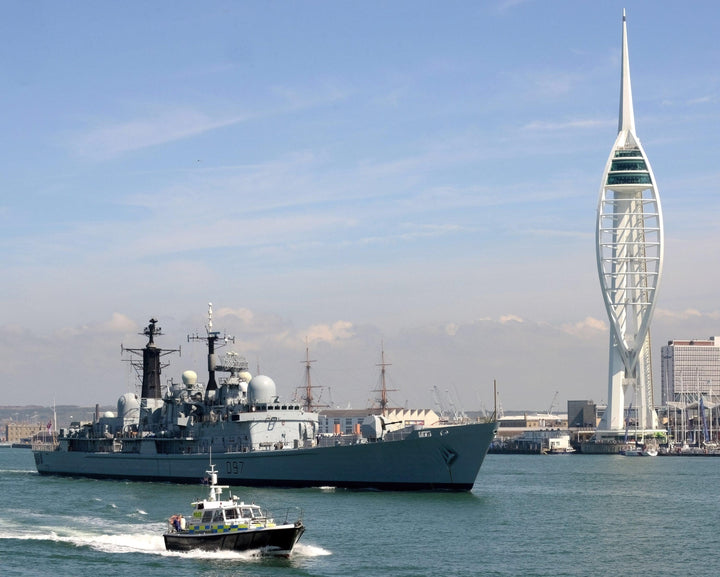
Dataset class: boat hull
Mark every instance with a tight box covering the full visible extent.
[163,523,305,555]
[34,421,497,491]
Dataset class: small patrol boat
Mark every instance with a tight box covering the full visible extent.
[163,463,305,555]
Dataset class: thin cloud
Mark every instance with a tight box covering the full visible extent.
[69,108,250,160]
[525,228,591,240]
[352,224,465,247]
[687,95,715,105]
[66,80,351,161]
[522,118,611,132]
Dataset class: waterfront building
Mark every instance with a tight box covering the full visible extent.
[659,338,720,445]
[661,337,720,404]
[567,400,597,428]
[594,11,664,441]
[318,408,440,436]
[5,422,47,444]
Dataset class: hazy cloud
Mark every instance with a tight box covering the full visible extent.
[305,321,355,344]
[561,316,607,337]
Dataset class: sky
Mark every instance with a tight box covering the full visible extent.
[1,1,719,414]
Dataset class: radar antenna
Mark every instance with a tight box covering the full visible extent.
[187,303,235,402]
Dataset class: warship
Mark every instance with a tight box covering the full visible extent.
[33,311,497,491]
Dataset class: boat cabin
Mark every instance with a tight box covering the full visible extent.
[191,500,269,527]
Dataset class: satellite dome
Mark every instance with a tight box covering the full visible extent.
[117,392,140,418]
[238,371,252,383]
[182,370,198,386]
[103,411,115,419]
[248,375,277,405]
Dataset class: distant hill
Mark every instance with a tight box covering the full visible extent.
[0,405,114,431]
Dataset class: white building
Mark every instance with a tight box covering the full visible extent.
[661,337,720,404]
[318,408,441,436]
[594,11,663,439]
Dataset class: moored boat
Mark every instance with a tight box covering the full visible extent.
[621,445,658,457]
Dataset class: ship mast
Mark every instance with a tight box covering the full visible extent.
[122,318,180,400]
[122,318,180,434]
[302,341,316,411]
[372,342,397,416]
[187,303,235,403]
[297,339,327,412]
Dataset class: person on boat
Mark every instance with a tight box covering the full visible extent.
[169,514,181,532]
[178,514,186,531]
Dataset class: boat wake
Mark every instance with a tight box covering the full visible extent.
[294,542,331,557]
[0,526,164,554]
[0,525,329,559]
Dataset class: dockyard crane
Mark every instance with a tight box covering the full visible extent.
[547,391,559,416]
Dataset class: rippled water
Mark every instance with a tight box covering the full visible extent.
[2,449,717,576]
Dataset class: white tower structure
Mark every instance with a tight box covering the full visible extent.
[595,11,664,440]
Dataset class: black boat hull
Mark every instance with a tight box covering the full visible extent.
[163,522,305,555]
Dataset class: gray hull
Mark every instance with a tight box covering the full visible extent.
[34,421,497,491]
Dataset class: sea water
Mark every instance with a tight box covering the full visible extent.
[1,448,718,577]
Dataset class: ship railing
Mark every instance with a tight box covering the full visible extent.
[384,428,416,442]
[31,441,59,452]
[239,506,301,528]
[277,506,303,525]
[316,426,415,447]
[97,440,123,453]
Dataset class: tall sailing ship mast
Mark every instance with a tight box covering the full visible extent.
[372,342,398,416]
[298,341,328,412]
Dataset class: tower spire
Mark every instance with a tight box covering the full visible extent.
[618,9,636,135]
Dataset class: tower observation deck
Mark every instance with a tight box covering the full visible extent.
[595,11,664,441]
